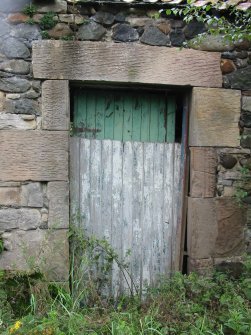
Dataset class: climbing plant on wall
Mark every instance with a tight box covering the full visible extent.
[164,0,251,43]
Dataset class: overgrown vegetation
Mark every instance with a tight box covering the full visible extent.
[39,12,57,31]
[0,226,250,335]
[22,4,37,17]
[164,0,251,43]
[234,165,251,206]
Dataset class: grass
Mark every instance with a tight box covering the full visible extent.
[0,256,250,335]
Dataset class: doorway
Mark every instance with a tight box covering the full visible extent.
[70,86,184,296]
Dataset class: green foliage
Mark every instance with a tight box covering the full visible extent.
[165,0,251,43]
[234,163,251,205]
[22,4,37,17]
[39,12,57,31]
[0,238,4,254]
[0,255,251,335]
[25,18,35,25]
[41,31,50,40]
[70,215,138,307]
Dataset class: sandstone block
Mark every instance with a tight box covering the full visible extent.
[58,14,75,24]
[190,147,217,198]
[0,229,69,281]
[20,183,43,208]
[188,258,213,275]
[48,23,73,39]
[0,187,21,206]
[188,198,217,259]
[0,208,41,232]
[47,182,69,229]
[157,21,171,34]
[220,59,236,75]
[42,80,69,130]
[33,40,222,87]
[127,17,153,27]
[7,13,29,24]
[189,88,240,147]
[223,186,235,197]
[0,131,68,181]
[188,198,246,259]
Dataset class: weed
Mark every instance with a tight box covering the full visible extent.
[0,230,250,335]
[25,18,35,25]
[41,31,50,40]
[23,4,37,17]
[39,12,57,31]
[0,238,4,254]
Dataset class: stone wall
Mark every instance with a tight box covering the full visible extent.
[0,0,250,280]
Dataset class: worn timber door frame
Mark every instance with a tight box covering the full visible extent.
[32,40,223,280]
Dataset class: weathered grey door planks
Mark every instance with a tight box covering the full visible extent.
[70,138,181,296]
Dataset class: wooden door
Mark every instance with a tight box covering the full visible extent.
[70,88,182,296]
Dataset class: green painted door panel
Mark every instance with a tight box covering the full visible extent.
[73,88,176,143]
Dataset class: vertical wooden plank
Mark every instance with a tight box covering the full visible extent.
[162,143,174,276]
[131,141,143,295]
[100,140,113,295]
[121,142,133,293]
[74,90,87,137]
[104,93,114,140]
[158,97,166,143]
[95,93,105,140]
[111,141,123,297]
[123,94,133,142]
[149,95,159,143]
[132,94,142,142]
[172,143,182,271]
[151,143,164,282]
[89,140,102,237]
[70,137,80,218]
[100,140,113,242]
[114,94,124,141]
[166,97,176,143]
[79,138,91,231]
[141,142,154,288]
[74,138,182,294]
[140,96,150,142]
[85,91,96,139]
